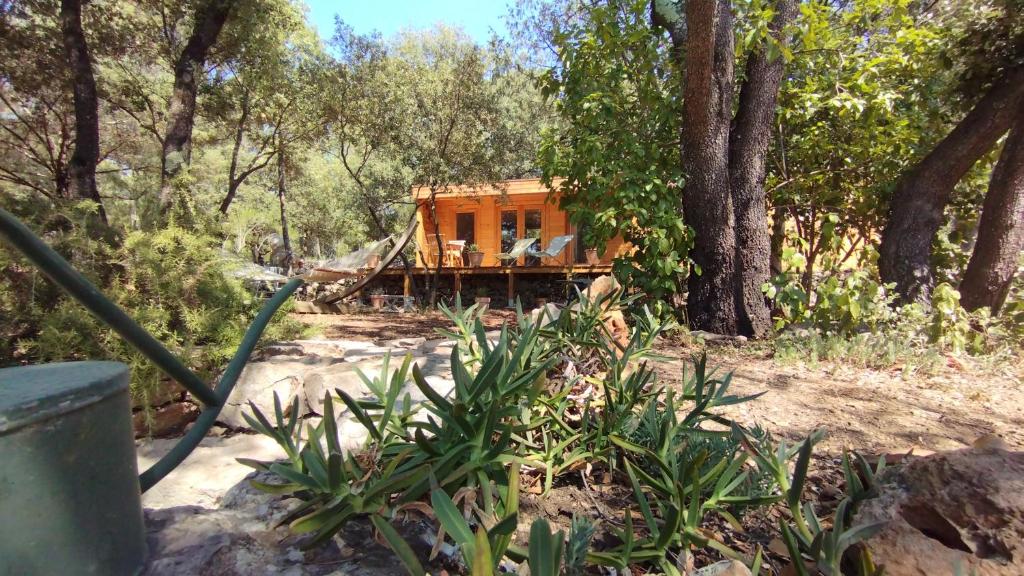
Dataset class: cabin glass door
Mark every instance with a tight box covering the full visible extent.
[524,208,542,266]
[500,210,517,255]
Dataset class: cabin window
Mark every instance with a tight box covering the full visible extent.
[525,209,542,266]
[500,210,517,253]
[456,212,475,246]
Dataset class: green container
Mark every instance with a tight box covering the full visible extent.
[0,362,146,575]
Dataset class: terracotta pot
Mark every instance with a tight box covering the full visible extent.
[585,248,601,266]
[467,251,485,267]
[369,294,386,309]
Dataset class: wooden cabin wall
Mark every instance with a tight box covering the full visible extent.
[413,185,629,267]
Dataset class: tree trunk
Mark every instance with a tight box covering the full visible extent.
[159,0,234,215]
[428,192,444,308]
[679,0,739,334]
[277,140,292,273]
[59,0,106,225]
[960,113,1024,313]
[219,92,249,214]
[728,0,796,338]
[879,66,1024,304]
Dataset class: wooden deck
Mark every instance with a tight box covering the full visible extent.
[377,264,614,276]
[306,264,614,307]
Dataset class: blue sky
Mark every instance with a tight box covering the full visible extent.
[302,0,513,44]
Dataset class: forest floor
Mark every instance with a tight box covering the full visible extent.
[293,310,1024,454]
[137,311,1024,573]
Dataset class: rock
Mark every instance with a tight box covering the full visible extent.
[219,356,340,429]
[695,560,753,576]
[582,274,621,304]
[855,447,1024,575]
[133,401,199,438]
[137,434,284,509]
[142,471,432,576]
[383,336,427,350]
[132,378,181,410]
[529,302,562,326]
[302,357,426,415]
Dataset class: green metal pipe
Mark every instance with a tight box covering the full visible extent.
[138,277,303,492]
[0,209,222,408]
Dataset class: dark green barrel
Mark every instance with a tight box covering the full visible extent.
[0,362,146,575]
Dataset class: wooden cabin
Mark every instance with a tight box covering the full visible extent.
[412,178,628,269]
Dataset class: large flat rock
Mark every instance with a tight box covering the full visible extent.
[137,434,283,509]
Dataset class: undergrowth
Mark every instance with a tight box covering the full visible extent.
[245,289,887,575]
[0,203,305,403]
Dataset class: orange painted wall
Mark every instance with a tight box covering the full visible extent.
[414,181,629,267]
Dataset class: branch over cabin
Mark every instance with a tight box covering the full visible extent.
[413,178,627,269]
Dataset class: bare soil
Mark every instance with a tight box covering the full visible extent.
[294,311,1024,455]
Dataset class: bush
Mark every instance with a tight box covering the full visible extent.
[1,208,303,402]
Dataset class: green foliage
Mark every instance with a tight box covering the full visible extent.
[765,265,899,336]
[538,0,688,306]
[776,451,887,576]
[2,208,302,401]
[248,286,883,575]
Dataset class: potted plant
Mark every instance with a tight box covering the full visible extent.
[584,243,602,266]
[466,243,485,267]
[474,286,491,308]
[579,229,603,265]
[368,287,386,309]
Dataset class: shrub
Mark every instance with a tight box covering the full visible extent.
[247,289,882,575]
[1,208,303,402]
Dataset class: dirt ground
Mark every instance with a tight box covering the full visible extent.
[293,311,1024,455]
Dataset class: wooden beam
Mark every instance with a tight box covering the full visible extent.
[507,270,515,308]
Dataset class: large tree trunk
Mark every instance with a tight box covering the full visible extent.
[879,66,1024,304]
[679,0,739,334]
[277,140,293,272]
[59,0,106,224]
[960,114,1024,313]
[728,0,796,337]
[159,0,234,215]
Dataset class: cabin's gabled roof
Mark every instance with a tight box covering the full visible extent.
[411,177,558,200]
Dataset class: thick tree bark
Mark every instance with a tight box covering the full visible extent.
[728,0,796,337]
[679,0,739,334]
[59,0,106,224]
[277,140,292,272]
[159,0,234,214]
[879,66,1024,304]
[960,114,1024,313]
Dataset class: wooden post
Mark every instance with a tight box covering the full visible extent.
[454,270,462,299]
[403,273,411,297]
[507,270,515,308]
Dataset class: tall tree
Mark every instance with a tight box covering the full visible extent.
[879,0,1024,303]
[960,114,1024,313]
[59,0,106,223]
[656,0,797,336]
[159,0,234,215]
[878,65,1024,303]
